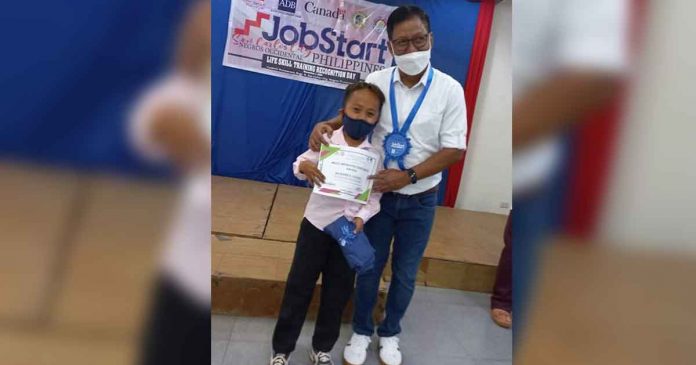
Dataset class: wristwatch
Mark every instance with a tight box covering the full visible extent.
[406,168,418,184]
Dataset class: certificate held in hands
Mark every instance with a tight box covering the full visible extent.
[314,144,379,204]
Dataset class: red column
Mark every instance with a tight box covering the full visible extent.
[443,0,496,207]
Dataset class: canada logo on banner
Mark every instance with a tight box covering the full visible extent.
[223,0,396,89]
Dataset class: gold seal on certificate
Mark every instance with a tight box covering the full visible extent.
[314,144,379,204]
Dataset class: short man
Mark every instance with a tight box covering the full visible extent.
[309,6,467,365]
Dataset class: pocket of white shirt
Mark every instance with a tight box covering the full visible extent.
[409,110,443,148]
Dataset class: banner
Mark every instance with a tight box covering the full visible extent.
[223,0,396,89]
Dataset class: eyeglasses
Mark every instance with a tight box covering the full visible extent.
[390,33,431,53]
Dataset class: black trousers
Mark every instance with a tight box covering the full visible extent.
[272,218,355,354]
[491,214,512,312]
[139,275,210,365]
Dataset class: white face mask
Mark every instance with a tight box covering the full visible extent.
[393,49,431,75]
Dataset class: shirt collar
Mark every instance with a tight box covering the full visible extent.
[392,64,432,89]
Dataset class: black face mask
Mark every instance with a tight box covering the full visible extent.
[343,114,376,140]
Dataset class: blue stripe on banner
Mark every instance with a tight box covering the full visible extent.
[213,0,480,205]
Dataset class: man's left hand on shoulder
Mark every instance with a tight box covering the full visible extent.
[370,169,411,193]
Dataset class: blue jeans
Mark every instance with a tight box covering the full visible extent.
[513,136,570,341]
[352,190,437,337]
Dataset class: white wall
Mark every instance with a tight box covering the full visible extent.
[599,0,696,254]
[455,0,512,215]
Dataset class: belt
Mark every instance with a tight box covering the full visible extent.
[386,186,438,199]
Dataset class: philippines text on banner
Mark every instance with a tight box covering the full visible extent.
[223,0,396,89]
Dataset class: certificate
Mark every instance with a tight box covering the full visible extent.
[314,144,379,204]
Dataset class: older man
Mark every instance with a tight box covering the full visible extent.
[309,6,467,365]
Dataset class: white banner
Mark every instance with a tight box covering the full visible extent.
[223,0,396,89]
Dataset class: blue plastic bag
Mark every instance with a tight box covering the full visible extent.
[324,216,375,274]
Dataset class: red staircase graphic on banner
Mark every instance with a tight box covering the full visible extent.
[234,12,270,36]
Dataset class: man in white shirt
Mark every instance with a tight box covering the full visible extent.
[512,0,628,334]
[309,6,467,365]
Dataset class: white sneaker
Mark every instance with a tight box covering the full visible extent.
[270,353,289,365]
[378,336,402,365]
[343,333,371,365]
[309,348,334,365]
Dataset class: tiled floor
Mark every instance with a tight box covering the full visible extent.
[213,286,512,365]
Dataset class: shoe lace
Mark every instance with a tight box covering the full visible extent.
[382,336,399,349]
[271,354,287,365]
[315,351,332,362]
[351,334,370,348]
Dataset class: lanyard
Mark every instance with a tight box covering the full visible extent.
[389,66,434,137]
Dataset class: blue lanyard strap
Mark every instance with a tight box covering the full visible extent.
[389,66,435,136]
